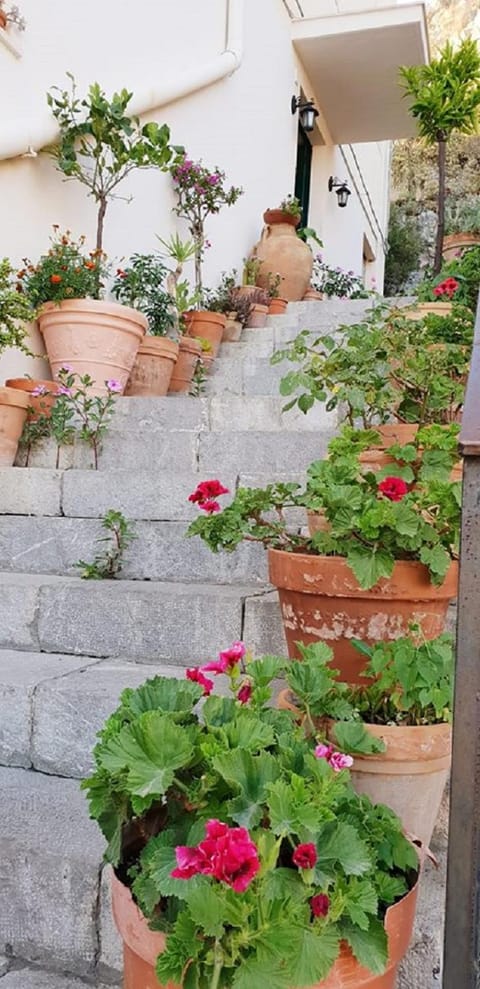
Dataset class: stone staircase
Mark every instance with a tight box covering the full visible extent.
[0,299,445,988]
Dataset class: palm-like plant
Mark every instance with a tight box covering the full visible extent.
[400,40,480,275]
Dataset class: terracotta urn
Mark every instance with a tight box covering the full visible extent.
[254,210,313,302]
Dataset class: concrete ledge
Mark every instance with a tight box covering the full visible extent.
[0,469,62,516]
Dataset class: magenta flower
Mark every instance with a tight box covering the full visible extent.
[171,819,260,893]
[106,378,122,393]
[292,843,317,869]
[203,641,246,675]
[58,386,72,396]
[186,667,214,696]
[311,893,330,918]
[31,385,48,397]
[200,500,221,514]
[237,682,252,705]
[315,743,353,772]
[314,744,333,760]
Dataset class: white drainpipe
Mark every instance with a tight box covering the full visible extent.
[0,0,244,161]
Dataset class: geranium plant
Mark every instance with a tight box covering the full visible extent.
[188,426,461,589]
[19,229,108,307]
[111,254,176,337]
[84,644,418,988]
[311,255,371,299]
[170,155,242,303]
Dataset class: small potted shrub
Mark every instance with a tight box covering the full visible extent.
[187,436,460,681]
[203,273,253,343]
[266,272,289,315]
[245,287,270,328]
[277,635,453,849]
[84,646,420,989]
[254,195,313,301]
[20,229,146,397]
[235,257,262,300]
[443,199,480,260]
[170,155,242,347]
[310,255,371,300]
[112,254,179,396]
[0,258,35,464]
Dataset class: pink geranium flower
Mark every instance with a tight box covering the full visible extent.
[378,476,409,502]
[203,642,246,675]
[106,378,122,393]
[186,667,214,696]
[172,819,260,893]
[200,500,221,514]
[237,681,252,705]
[292,843,317,869]
[315,743,353,772]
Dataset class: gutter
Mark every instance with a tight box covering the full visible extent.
[0,0,244,161]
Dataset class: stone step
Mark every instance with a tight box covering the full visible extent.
[0,516,269,584]
[0,572,286,663]
[0,970,118,989]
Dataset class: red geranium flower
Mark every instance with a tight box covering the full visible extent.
[186,667,214,695]
[311,893,330,917]
[237,681,252,705]
[292,843,317,869]
[200,500,221,514]
[203,641,246,675]
[378,476,409,502]
[50,274,62,284]
[172,819,260,893]
[188,480,230,505]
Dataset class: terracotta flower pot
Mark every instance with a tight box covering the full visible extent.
[4,377,62,420]
[254,211,313,302]
[246,304,269,328]
[0,386,30,466]
[268,298,289,315]
[200,352,215,374]
[168,336,201,394]
[0,10,7,28]
[358,423,462,480]
[235,285,258,299]
[402,302,453,321]
[223,318,243,342]
[125,337,179,397]
[268,548,458,683]
[303,288,324,301]
[307,509,330,537]
[111,868,418,989]
[334,721,451,851]
[442,232,480,262]
[38,299,147,397]
[186,311,226,357]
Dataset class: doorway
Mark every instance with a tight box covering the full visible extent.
[294,124,312,229]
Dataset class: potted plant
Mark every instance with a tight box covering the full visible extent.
[266,272,289,315]
[187,438,459,682]
[154,234,203,395]
[203,274,253,343]
[112,254,179,396]
[245,287,270,328]
[170,154,242,345]
[254,195,313,302]
[310,256,371,300]
[277,635,453,850]
[5,376,62,421]
[443,199,480,260]
[20,229,146,397]
[0,259,35,464]
[434,244,480,314]
[83,648,420,989]
[236,257,262,300]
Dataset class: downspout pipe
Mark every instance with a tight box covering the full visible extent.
[0,0,244,161]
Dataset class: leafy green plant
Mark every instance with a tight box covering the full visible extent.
[438,246,480,312]
[242,257,261,286]
[83,645,418,988]
[417,303,474,345]
[400,40,480,274]
[384,206,423,296]
[188,425,461,589]
[50,368,120,469]
[111,254,176,337]
[0,258,34,354]
[311,255,371,300]
[18,412,51,466]
[47,75,180,252]
[19,229,108,307]
[444,198,480,236]
[156,234,199,335]
[278,193,302,218]
[75,509,136,579]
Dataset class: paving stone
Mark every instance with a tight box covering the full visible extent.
[0,969,115,988]
[36,577,253,662]
[219,338,274,359]
[241,357,286,396]
[0,767,104,976]
[0,469,62,517]
[0,574,40,650]
[110,394,208,430]
[62,470,237,521]
[0,651,99,769]
[208,396,282,431]
[243,590,287,656]
[198,430,331,473]
[98,867,122,981]
[72,429,198,471]
[206,358,243,394]
[32,660,189,777]
[0,956,9,977]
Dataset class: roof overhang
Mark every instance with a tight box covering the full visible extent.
[292,4,429,144]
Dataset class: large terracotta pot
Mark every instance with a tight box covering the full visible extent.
[168,336,201,394]
[186,311,226,357]
[442,232,480,262]
[111,869,418,989]
[125,337,179,397]
[246,304,269,328]
[401,302,453,321]
[38,299,147,397]
[335,721,451,851]
[358,423,462,480]
[4,377,62,420]
[268,549,458,683]
[254,210,313,302]
[0,386,30,466]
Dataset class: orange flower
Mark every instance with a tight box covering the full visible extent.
[84,260,96,270]
[50,274,62,284]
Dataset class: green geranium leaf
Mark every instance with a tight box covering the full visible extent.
[287,926,340,986]
[185,884,226,937]
[332,722,386,756]
[316,822,372,876]
[213,749,280,828]
[99,711,195,799]
[341,916,388,974]
[347,545,394,590]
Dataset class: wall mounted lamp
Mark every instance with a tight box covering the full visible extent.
[328,176,351,208]
[291,95,319,133]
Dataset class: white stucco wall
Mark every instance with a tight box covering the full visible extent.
[0,0,391,379]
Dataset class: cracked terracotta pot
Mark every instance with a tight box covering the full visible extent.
[111,868,418,989]
[38,299,147,396]
[0,386,30,465]
[268,549,458,684]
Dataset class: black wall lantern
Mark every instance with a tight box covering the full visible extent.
[291,95,319,133]
[328,176,351,208]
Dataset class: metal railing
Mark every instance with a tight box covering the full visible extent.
[443,296,480,988]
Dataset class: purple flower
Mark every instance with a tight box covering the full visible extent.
[208,174,220,185]
[106,378,122,393]
[31,385,48,397]
[58,386,71,396]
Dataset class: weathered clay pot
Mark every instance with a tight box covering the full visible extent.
[254,210,313,302]
[268,298,289,315]
[268,549,458,683]
[303,287,324,301]
[38,299,147,396]
[0,386,30,466]
[235,285,258,299]
[4,377,61,420]
[246,304,269,328]
[442,233,480,262]
[358,423,462,481]
[402,302,453,321]
[333,721,451,851]
[125,338,179,397]
[111,868,418,989]
[0,10,7,28]
[168,336,201,394]
[223,318,243,342]
[186,311,226,357]
[199,352,215,374]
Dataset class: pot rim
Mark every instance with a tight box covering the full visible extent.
[5,377,61,392]
[263,208,300,227]
[187,310,226,326]
[0,385,31,409]
[136,337,179,357]
[38,298,148,330]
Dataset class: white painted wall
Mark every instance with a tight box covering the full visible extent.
[0,0,391,379]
